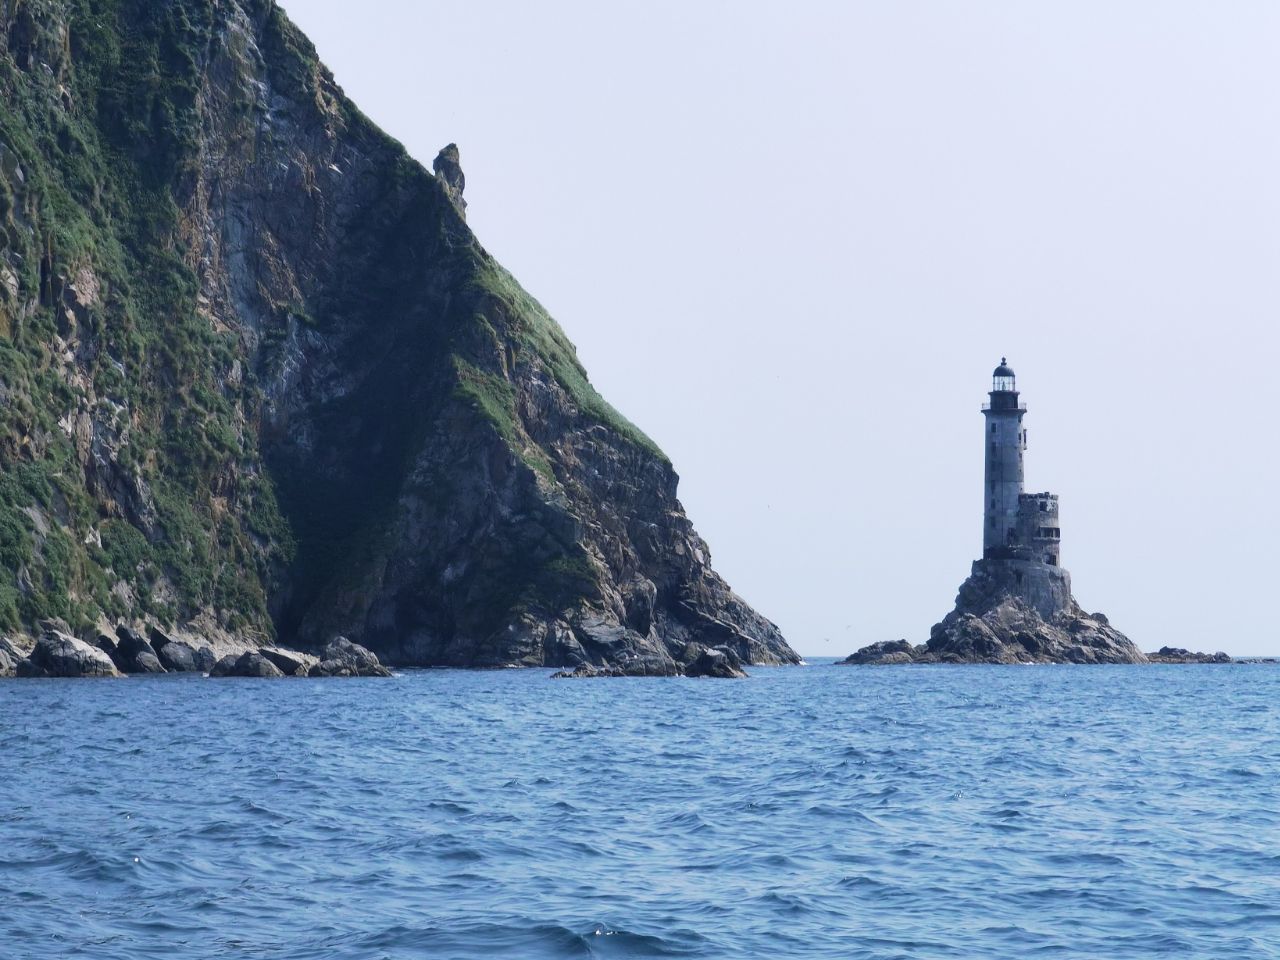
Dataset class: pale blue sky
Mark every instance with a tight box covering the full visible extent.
[281,1,1279,657]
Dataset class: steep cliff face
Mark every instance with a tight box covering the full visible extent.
[0,0,797,669]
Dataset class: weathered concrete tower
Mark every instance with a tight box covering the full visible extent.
[842,357,1144,662]
[974,358,1070,618]
[982,358,1026,556]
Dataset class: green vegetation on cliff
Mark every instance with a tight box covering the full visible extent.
[0,0,795,670]
[0,0,288,635]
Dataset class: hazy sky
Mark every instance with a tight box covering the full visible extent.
[280,1,1279,657]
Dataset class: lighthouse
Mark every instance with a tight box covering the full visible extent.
[980,359,1064,571]
[982,358,1026,555]
[842,356,1141,662]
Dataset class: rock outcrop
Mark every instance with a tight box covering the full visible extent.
[261,647,312,677]
[844,559,1146,665]
[682,644,748,679]
[0,638,23,677]
[551,642,749,678]
[210,651,286,679]
[1146,647,1233,664]
[433,143,467,219]
[156,640,199,673]
[841,640,916,666]
[308,637,392,677]
[113,628,167,675]
[0,0,796,674]
[17,630,120,678]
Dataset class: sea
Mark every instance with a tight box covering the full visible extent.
[2,662,1277,959]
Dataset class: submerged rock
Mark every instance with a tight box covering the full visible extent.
[550,659,677,678]
[551,663,624,679]
[18,631,120,678]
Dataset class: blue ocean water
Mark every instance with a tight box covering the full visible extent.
[1,663,1278,959]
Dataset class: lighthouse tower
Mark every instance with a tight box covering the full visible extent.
[982,358,1026,556]
[839,358,1140,663]
[836,356,1140,662]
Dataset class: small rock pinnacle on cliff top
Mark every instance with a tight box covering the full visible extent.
[433,143,466,218]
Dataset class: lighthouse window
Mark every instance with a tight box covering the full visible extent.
[1039,502,1048,512]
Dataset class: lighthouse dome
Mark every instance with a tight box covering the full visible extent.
[991,357,1016,394]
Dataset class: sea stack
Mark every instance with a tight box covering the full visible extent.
[846,359,1144,664]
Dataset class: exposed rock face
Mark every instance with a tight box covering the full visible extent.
[113,628,166,675]
[260,646,311,677]
[210,651,285,678]
[921,596,1143,664]
[17,630,120,677]
[433,143,467,218]
[844,559,1145,665]
[156,640,199,673]
[551,641,748,678]
[308,637,392,677]
[0,638,22,677]
[840,640,916,666]
[683,644,748,679]
[194,646,219,672]
[0,1,795,673]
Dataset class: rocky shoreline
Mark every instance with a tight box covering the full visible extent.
[551,642,750,679]
[0,622,392,680]
[0,621,761,680]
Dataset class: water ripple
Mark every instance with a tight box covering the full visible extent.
[1,663,1278,958]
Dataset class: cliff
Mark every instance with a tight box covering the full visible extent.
[0,0,796,671]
